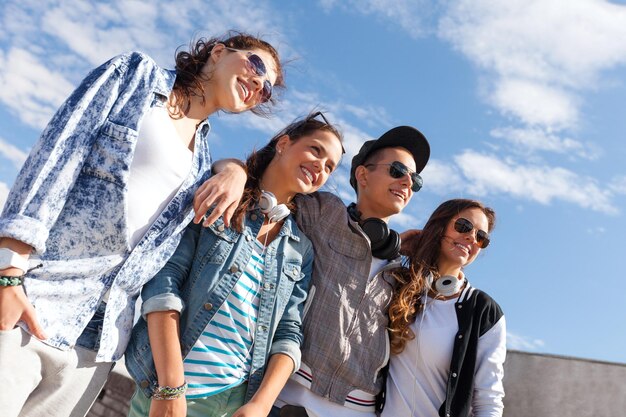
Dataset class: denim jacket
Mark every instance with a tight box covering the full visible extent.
[0,52,212,362]
[125,210,313,401]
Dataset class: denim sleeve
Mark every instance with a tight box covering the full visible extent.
[0,54,131,254]
[269,240,314,373]
[140,222,201,319]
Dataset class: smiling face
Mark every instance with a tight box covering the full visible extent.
[438,207,490,275]
[272,129,343,197]
[202,44,278,113]
[354,146,416,221]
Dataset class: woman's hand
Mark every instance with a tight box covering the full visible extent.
[148,397,186,417]
[400,229,421,256]
[193,159,247,228]
[0,284,46,339]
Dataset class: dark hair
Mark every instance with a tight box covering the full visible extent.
[388,199,496,354]
[231,113,343,231]
[171,31,284,117]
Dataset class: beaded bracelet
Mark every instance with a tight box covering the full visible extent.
[0,276,23,287]
[152,381,188,400]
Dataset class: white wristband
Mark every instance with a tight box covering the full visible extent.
[0,248,30,273]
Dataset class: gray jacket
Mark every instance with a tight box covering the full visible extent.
[294,192,399,404]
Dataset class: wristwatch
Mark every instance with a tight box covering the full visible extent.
[0,248,29,273]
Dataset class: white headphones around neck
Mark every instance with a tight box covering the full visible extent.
[427,272,465,297]
[258,190,290,223]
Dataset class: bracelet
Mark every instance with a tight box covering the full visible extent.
[152,381,188,400]
[0,275,23,286]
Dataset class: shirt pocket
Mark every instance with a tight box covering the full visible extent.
[197,217,239,265]
[328,232,369,260]
[82,119,138,187]
[277,260,303,304]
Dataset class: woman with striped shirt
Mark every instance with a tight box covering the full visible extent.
[125,112,344,417]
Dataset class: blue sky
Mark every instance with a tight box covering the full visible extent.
[1,0,625,363]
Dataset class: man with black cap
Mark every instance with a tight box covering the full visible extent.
[272,126,430,417]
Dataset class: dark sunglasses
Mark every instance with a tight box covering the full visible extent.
[454,217,490,249]
[225,47,273,103]
[365,161,423,192]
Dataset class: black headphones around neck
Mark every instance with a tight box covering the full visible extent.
[347,203,401,260]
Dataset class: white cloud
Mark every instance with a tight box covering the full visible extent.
[439,0,626,130]
[0,48,75,129]
[318,0,436,38]
[453,150,617,214]
[0,137,28,168]
[586,226,606,235]
[609,175,626,194]
[389,210,422,231]
[420,159,464,194]
[490,78,579,129]
[0,182,9,212]
[507,330,545,351]
[490,126,600,160]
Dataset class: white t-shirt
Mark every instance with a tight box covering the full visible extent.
[383,296,458,416]
[127,106,192,247]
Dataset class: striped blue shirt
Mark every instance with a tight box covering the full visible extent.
[183,239,265,398]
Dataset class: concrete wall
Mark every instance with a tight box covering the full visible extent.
[503,350,626,417]
[87,350,626,417]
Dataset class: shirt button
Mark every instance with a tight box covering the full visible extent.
[245,235,252,241]
[251,214,258,221]
[452,372,457,378]
[204,303,213,310]
[264,283,271,290]
[458,334,463,339]
[260,325,268,332]
[457,304,463,309]
[217,224,225,232]
[292,267,298,274]
[140,380,150,389]
[230,265,239,274]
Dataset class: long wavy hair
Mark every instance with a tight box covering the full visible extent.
[388,199,496,354]
[230,113,343,232]
[170,31,284,118]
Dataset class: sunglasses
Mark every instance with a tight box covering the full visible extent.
[364,161,423,192]
[454,217,490,249]
[284,111,346,154]
[225,47,273,103]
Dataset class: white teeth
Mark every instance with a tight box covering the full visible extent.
[390,190,405,200]
[239,82,249,99]
[455,243,469,254]
[302,167,313,182]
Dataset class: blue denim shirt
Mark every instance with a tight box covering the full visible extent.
[125,211,313,401]
[0,52,212,362]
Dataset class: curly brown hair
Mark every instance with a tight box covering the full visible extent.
[230,112,343,232]
[388,199,496,354]
[170,31,284,118]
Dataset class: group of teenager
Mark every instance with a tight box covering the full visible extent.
[0,31,506,417]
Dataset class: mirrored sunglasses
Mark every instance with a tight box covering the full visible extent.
[453,217,490,249]
[225,47,273,103]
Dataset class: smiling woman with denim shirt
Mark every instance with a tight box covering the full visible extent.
[125,113,344,417]
[0,31,284,417]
